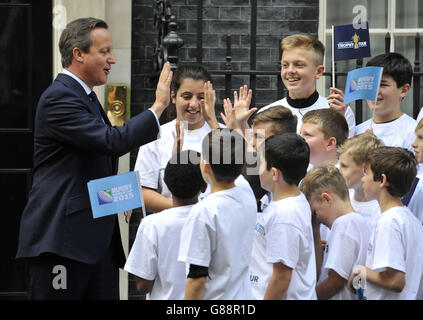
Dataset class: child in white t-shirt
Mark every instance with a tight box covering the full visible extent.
[300,108,349,168]
[354,53,416,152]
[408,118,423,223]
[337,133,384,232]
[349,146,423,300]
[247,105,299,212]
[249,133,316,300]
[259,34,355,137]
[300,108,350,243]
[134,64,224,213]
[300,165,371,300]
[178,129,257,300]
[124,150,206,299]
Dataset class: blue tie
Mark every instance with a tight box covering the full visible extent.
[88,91,107,124]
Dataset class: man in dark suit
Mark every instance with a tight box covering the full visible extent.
[16,17,172,299]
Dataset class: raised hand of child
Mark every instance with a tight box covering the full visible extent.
[327,87,348,116]
[233,85,257,128]
[221,98,238,130]
[200,81,220,129]
[172,118,185,155]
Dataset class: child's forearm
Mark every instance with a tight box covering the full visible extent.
[364,267,406,292]
[316,270,345,300]
[312,219,323,280]
[264,276,289,300]
[135,276,155,295]
[263,263,292,300]
[238,120,250,132]
[238,126,255,152]
[142,187,173,212]
[184,277,206,300]
[205,117,220,130]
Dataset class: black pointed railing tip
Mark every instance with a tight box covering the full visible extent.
[385,32,391,53]
[163,15,184,71]
[225,35,232,71]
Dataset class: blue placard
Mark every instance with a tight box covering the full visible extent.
[344,66,383,105]
[333,22,371,61]
[87,171,143,219]
[356,288,367,300]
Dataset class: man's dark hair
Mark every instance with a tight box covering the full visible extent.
[164,150,205,199]
[202,128,246,183]
[366,52,413,88]
[264,133,310,186]
[59,17,109,68]
[365,146,417,198]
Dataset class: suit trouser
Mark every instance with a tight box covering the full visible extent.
[24,245,119,300]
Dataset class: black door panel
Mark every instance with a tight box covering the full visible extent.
[0,0,52,299]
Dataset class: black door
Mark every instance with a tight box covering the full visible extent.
[0,0,52,299]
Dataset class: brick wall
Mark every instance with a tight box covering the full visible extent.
[128,0,319,300]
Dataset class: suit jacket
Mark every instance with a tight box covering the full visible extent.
[16,73,160,266]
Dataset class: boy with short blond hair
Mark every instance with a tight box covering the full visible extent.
[349,146,423,300]
[300,108,349,167]
[337,133,384,231]
[300,108,350,243]
[260,34,356,137]
[300,165,371,300]
[282,34,325,64]
[355,53,416,152]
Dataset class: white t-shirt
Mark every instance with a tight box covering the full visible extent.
[320,224,330,242]
[315,162,341,243]
[364,206,423,300]
[134,120,223,200]
[260,192,272,212]
[124,205,195,300]
[417,107,423,123]
[178,176,257,300]
[249,193,317,300]
[355,113,417,152]
[317,212,371,300]
[349,189,381,233]
[408,178,423,224]
[260,96,356,138]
